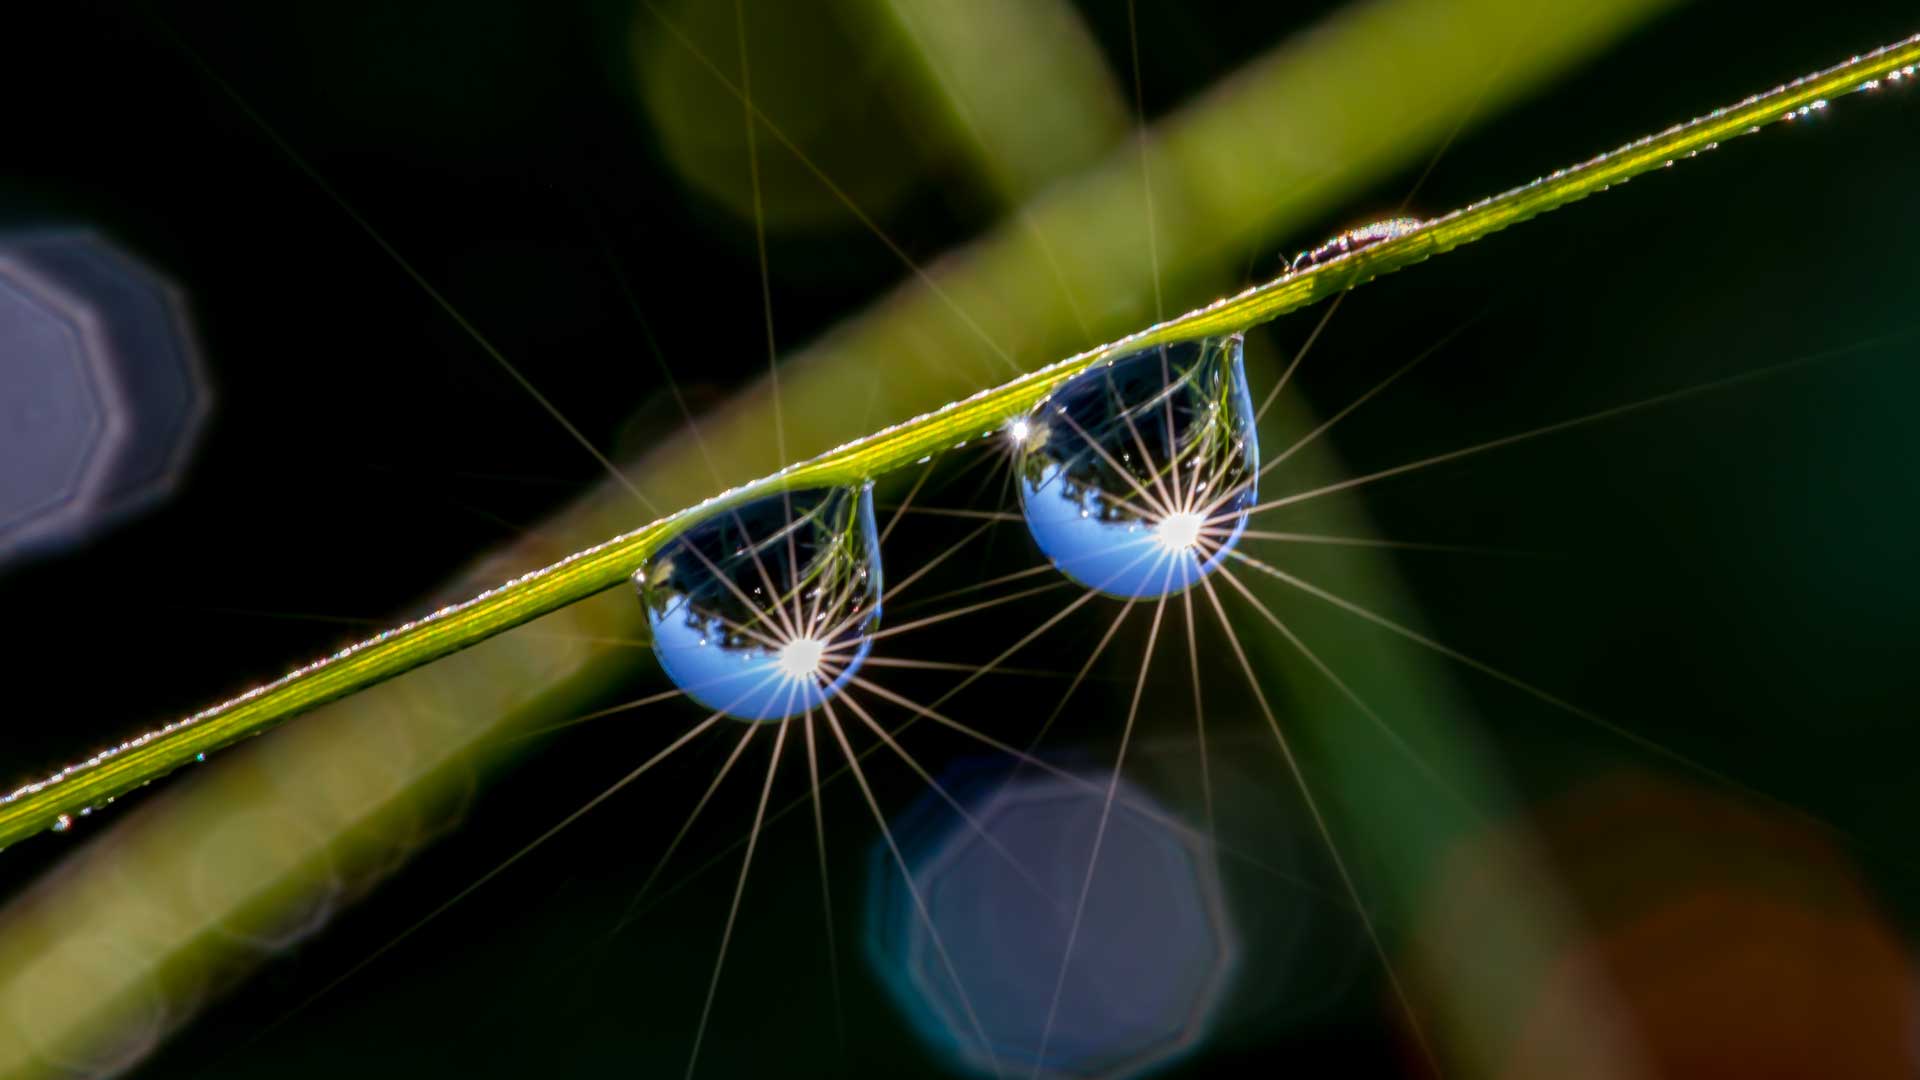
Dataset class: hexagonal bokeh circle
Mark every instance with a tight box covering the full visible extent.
[868,770,1236,1079]
[0,231,209,563]
[0,256,122,552]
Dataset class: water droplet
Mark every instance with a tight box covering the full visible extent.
[1289,216,1426,272]
[51,814,72,833]
[635,485,882,722]
[1017,335,1257,598]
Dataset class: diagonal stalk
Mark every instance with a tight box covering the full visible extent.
[2,33,1915,849]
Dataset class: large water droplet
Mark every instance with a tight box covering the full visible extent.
[1017,334,1257,598]
[635,485,881,722]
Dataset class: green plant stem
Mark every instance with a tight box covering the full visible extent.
[2,32,1915,851]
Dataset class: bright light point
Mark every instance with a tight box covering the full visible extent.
[1008,419,1030,443]
[778,637,826,681]
[1155,512,1205,552]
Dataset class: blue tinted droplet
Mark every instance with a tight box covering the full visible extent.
[1017,335,1257,598]
[636,485,882,722]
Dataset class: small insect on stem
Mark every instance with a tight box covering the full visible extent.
[1287,217,1427,273]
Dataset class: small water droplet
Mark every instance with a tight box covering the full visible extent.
[51,814,72,833]
[1017,335,1257,598]
[635,486,882,722]
[195,753,206,762]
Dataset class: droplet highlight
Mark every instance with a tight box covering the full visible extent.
[635,485,881,722]
[1017,334,1257,598]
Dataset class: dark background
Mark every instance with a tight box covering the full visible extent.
[3,1,1918,1076]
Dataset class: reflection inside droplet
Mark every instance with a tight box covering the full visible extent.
[1017,335,1257,598]
[635,485,881,722]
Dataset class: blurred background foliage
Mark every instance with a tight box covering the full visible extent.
[1,0,1918,1076]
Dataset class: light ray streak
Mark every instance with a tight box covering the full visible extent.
[787,491,811,640]
[1212,563,1474,813]
[583,199,728,488]
[1125,0,1163,322]
[845,683,1338,904]
[838,694,1064,914]
[625,585,1137,941]
[855,581,1073,645]
[1023,598,1135,755]
[891,584,1115,709]
[611,718,765,937]
[1245,333,1910,519]
[639,0,1017,375]
[882,0,1095,343]
[1195,573,1441,1074]
[1032,567,1173,1074]
[802,710,848,1064]
[957,439,1020,513]
[732,0,784,471]
[1057,462,1242,534]
[1251,19,1515,432]
[1179,587,1215,838]
[494,686,687,744]
[881,507,1026,523]
[1047,405,1172,521]
[892,564,1059,614]
[684,714,790,1079]
[737,507,805,643]
[1223,547,1783,808]
[250,700,745,1045]
[1255,308,1487,483]
[670,592,794,660]
[1228,529,1545,558]
[847,677,1116,797]
[1116,356,1181,514]
[673,527,802,650]
[880,460,938,545]
[861,657,1076,679]
[872,521,997,609]
[150,15,659,514]
[1254,292,1348,427]
[973,456,1027,571]
[643,673,1341,938]
[820,700,1005,1076]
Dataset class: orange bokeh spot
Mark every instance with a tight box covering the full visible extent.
[1424,771,1917,1080]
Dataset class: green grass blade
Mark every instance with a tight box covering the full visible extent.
[1,31,1914,852]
